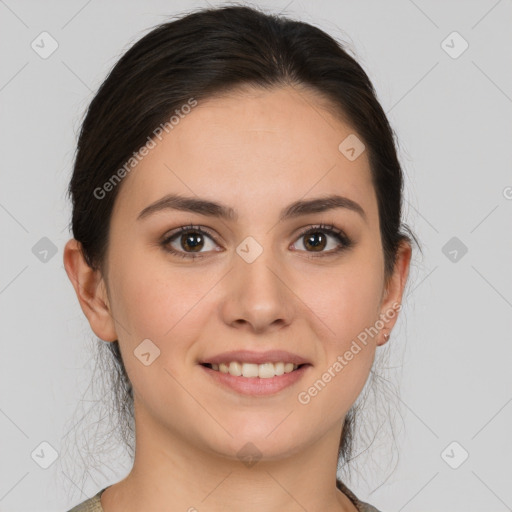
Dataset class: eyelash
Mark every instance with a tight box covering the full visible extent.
[160,223,353,260]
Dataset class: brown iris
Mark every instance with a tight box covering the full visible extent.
[303,231,327,252]
[181,232,204,252]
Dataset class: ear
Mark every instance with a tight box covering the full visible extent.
[63,238,118,342]
[377,239,412,346]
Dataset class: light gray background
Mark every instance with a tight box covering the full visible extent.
[1,0,511,510]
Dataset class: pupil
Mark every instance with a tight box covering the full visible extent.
[305,232,326,251]
[182,233,203,252]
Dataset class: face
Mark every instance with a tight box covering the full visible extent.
[71,85,409,461]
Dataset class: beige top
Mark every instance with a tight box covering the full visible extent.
[67,480,382,511]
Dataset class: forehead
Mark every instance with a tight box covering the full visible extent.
[113,85,378,224]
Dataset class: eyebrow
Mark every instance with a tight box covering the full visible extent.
[137,193,367,223]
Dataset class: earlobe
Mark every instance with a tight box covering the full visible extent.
[377,240,412,346]
[63,239,118,342]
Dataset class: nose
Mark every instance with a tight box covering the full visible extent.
[219,246,295,334]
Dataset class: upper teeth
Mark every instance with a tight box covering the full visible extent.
[211,362,299,378]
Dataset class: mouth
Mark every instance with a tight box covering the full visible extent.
[198,361,312,396]
[200,361,310,379]
[197,349,312,395]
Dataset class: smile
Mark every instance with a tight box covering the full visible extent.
[202,361,303,378]
[199,362,312,396]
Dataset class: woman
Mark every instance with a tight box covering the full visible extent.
[64,4,414,511]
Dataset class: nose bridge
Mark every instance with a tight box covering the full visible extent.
[238,245,280,294]
[222,236,293,331]
[236,236,284,300]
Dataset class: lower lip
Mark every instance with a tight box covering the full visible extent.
[199,364,311,396]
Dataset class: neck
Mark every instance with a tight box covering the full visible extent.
[101,398,356,512]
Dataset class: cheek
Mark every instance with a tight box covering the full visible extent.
[110,246,216,342]
[107,251,223,403]
[338,269,383,339]
[297,251,382,413]
[107,253,216,415]
[303,255,383,343]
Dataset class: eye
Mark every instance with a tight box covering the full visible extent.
[291,223,352,256]
[161,225,220,259]
[160,223,353,261]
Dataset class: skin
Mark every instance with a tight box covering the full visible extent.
[64,84,411,512]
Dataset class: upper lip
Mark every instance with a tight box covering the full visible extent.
[199,350,311,366]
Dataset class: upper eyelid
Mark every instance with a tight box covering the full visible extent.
[164,225,218,242]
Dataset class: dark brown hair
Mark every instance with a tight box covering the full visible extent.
[65,3,417,490]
